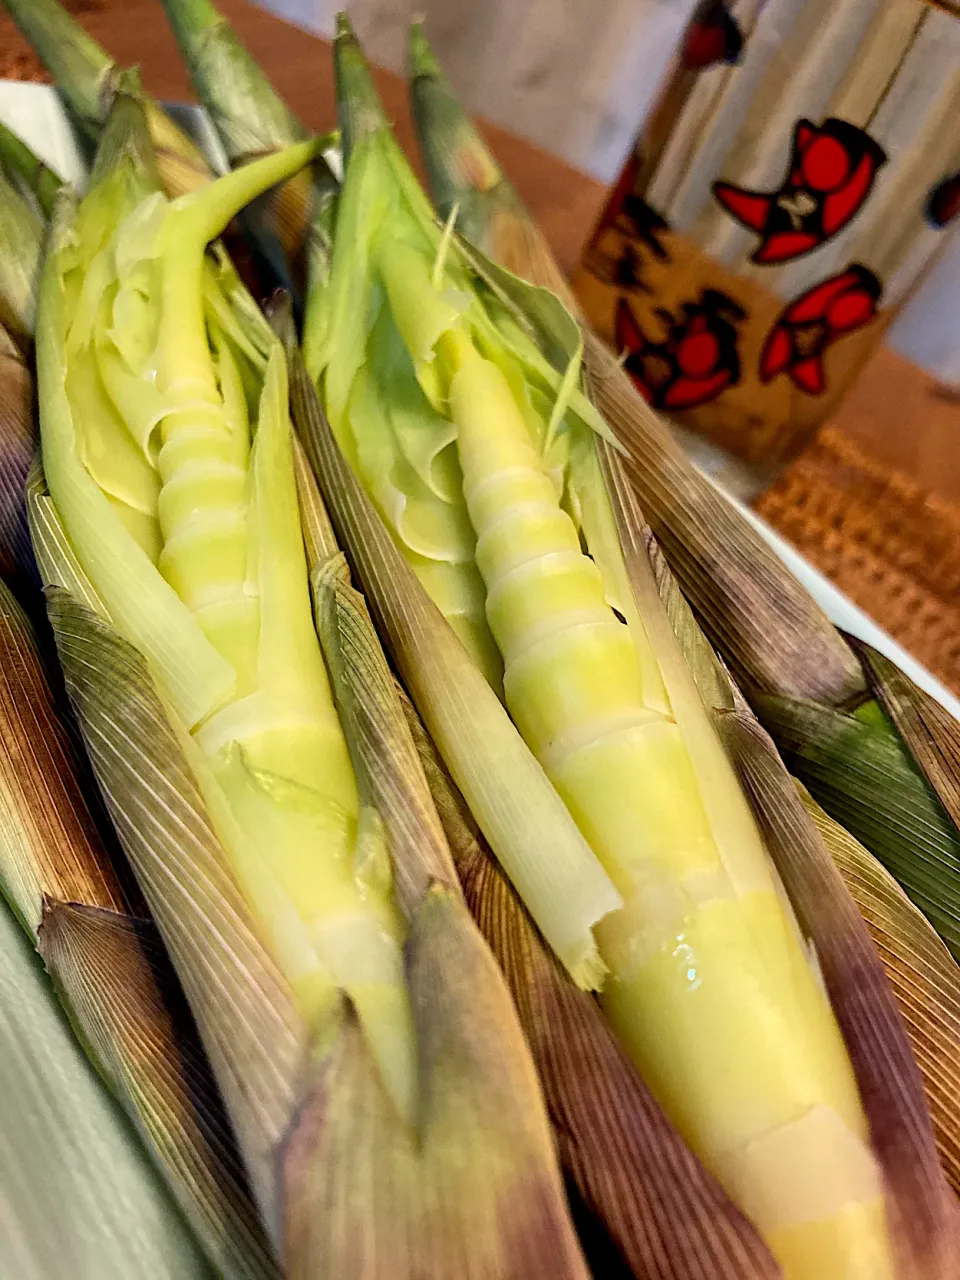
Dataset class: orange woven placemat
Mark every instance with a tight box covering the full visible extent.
[756,424,960,697]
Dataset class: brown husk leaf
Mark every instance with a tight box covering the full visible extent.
[282,883,590,1280]
[718,709,960,1278]
[802,788,960,1198]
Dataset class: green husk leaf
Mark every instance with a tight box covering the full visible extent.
[332,20,610,447]
[312,552,459,917]
[160,0,339,269]
[37,111,321,732]
[756,691,960,963]
[0,164,44,342]
[44,580,303,1235]
[38,188,237,731]
[0,893,209,1278]
[402,693,781,1279]
[323,20,619,693]
[801,786,960,1199]
[407,23,866,709]
[269,292,458,918]
[280,308,622,991]
[39,903,279,1280]
[27,457,106,614]
[0,327,39,593]
[716,707,959,1278]
[408,22,521,253]
[333,12,389,167]
[0,118,62,216]
[0,0,212,196]
[281,882,590,1280]
[852,637,960,833]
[0,0,114,141]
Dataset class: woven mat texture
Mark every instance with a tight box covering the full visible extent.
[756,425,960,697]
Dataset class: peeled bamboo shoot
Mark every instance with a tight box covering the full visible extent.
[313,21,897,1277]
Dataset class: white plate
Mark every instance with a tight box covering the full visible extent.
[5,83,956,720]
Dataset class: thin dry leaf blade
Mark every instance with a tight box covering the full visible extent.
[40,901,278,1280]
[802,787,960,1197]
[160,0,320,263]
[312,550,458,917]
[717,708,960,1278]
[0,574,122,930]
[292,431,339,569]
[27,458,107,615]
[0,327,38,592]
[45,585,303,1230]
[852,637,960,832]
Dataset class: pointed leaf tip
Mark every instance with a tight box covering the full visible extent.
[851,635,960,834]
[408,23,442,78]
[333,10,389,159]
[282,884,589,1279]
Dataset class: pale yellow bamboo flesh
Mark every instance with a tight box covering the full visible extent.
[436,323,894,1279]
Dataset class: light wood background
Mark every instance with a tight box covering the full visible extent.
[263,0,698,183]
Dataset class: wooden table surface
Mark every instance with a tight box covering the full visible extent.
[3,0,959,693]
[63,0,605,279]
[49,0,958,507]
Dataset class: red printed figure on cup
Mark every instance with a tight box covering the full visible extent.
[759,265,881,395]
[927,172,960,229]
[615,289,745,411]
[713,119,887,264]
[682,0,744,70]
